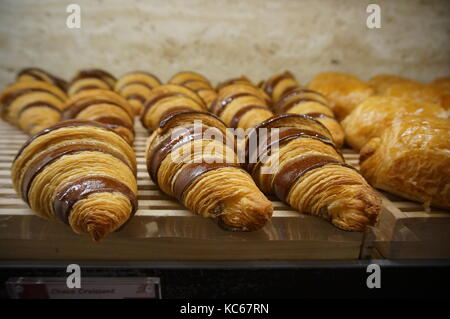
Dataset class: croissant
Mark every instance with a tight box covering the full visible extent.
[360,115,450,209]
[381,81,442,106]
[210,80,273,129]
[431,76,450,111]
[308,72,374,121]
[169,71,217,109]
[260,71,299,103]
[368,74,411,94]
[216,76,253,91]
[341,96,447,151]
[17,67,67,91]
[114,71,161,115]
[12,120,138,241]
[140,84,206,132]
[145,111,273,230]
[67,68,116,97]
[245,114,381,231]
[266,72,344,148]
[62,89,135,144]
[0,80,68,135]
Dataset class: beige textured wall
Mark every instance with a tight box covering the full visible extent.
[0,0,449,87]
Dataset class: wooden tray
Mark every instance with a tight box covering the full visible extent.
[0,121,447,260]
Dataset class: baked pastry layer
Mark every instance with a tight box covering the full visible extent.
[12,119,138,241]
[145,111,273,231]
[342,96,447,151]
[360,115,450,209]
[245,114,381,231]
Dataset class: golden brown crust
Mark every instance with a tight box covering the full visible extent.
[211,81,273,130]
[114,71,161,115]
[308,72,374,121]
[16,67,67,91]
[360,115,450,209]
[431,76,450,111]
[342,96,447,151]
[145,111,273,231]
[270,82,345,148]
[0,80,68,135]
[11,120,138,241]
[62,89,135,144]
[169,71,217,109]
[140,84,206,132]
[67,69,116,97]
[246,114,381,231]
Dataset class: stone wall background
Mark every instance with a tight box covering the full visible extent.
[0,0,449,86]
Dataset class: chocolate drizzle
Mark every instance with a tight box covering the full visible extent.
[17,101,62,116]
[262,71,295,97]
[211,92,255,116]
[70,69,116,88]
[246,127,334,173]
[53,175,137,225]
[21,143,135,203]
[93,116,135,131]
[275,97,330,114]
[148,125,210,183]
[14,120,125,162]
[140,92,192,129]
[17,68,67,91]
[62,98,133,123]
[273,155,349,201]
[1,88,64,117]
[118,81,155,93]
[173,162,240,201]
[229,104,268,128]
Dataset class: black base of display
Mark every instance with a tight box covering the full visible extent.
[0,259,449,299]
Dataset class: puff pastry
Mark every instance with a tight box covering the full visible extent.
[17,67,67,91]
[211,79,273,129]
[169,71,217,109]
[266,72,344,148]
[431,76,450,111]
[12,120,138,241]
[341,96,447,151]
[360,115,450,209]
[308,72,374,121]
[260,71,299,103]
[245,114,381,231]
[115,71,161,115]
[140,84,206,132]
[368,74,411,94]
[67,68,116,97]
[145,111,273,230]
[62,89,135,144]
[0,80,68,135]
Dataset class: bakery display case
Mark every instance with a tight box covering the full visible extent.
[0,0,448,300]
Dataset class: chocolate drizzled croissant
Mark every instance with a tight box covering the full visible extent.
[0,80,68,135]
[169,71,217,110]
[145,111,273,231]
[62,89,135,144]
[140,84,206,132]
[17,67,67,91]
[12,120,138,241]
[115,71,161,115]
[260,71,299,103]
[210,78,273,129]
[67,68,116,97]
[244,114,380,231]
[273,86,345,148]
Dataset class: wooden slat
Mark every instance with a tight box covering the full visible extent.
[0,121,448,260]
